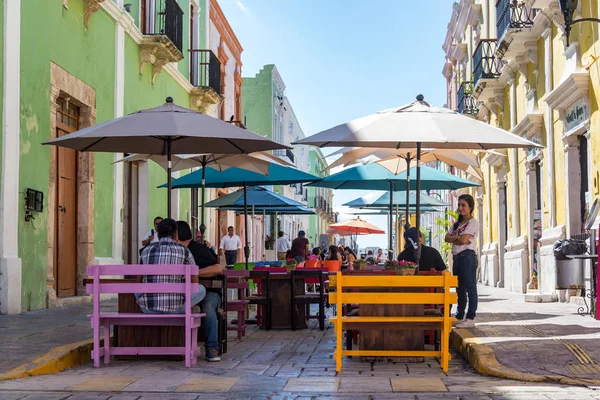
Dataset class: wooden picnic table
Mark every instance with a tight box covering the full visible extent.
[342,270,425,362]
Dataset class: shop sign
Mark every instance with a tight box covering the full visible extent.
[565,99,586,132]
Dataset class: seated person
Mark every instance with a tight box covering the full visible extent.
[177,220,224,362]
[365,249,376,264]
[285,250,294,261]
[344,247,357,267]
[375,248,387,263]
[398,227,447,272]
[307,247,321,261]
[135,218,206,314]
[326,245,341,261]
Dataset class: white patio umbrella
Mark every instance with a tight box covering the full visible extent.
[43,97,289,218]
[294,95,541,264]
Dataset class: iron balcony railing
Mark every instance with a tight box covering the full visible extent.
[227,120,246,129]
[496,0,535,44]
[457,82,478,115]
[473,39,502,87]
[144,0,184,52]
[189,50,221,94]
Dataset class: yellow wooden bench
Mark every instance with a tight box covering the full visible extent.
[328,271,458,372]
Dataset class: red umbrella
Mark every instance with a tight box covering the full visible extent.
[330,218,385,235]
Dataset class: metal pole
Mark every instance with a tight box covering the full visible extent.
[389,180,394,261]
[405,155,411,229]
[167,137,172,219]
[243,184,250,269]
[251,205,255,262]
[200,156,207,239]
[415,143,422,266]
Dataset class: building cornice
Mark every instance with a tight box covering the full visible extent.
[210,0,243,65]
[511,112,544,140]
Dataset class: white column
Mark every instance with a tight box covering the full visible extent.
[138,161,149,245]
[112,0,125,264]
[496,168,507,288]
[543,28,556,227]
[509,78,520,238]
[0,0,22,314]
[563,135,581,237]
[525,162,537,281]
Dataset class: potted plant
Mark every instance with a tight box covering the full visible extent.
[354,258,367,271]
[284,259,298,273]
[384,260,417,275]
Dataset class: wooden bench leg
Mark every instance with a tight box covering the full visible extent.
[103,323,111,365]
[93,319,100,368]
[335,319,342,372]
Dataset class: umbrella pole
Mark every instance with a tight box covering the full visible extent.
[405,154,411,230]
[167,137,172,219]
[263,209,266,261]
[200,156,207,240]
[243,183,250,269]
[252,205,255,262]
[415,143,422,267]
[389,180,394,261]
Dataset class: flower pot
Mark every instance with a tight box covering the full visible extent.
[285,264,296,273]
[397,268,416,276]
[358,263,367,271]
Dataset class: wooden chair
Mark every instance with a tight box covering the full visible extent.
[291,269,326,330]
[86,264,204,368]
[328,271,458,373]
[224,269,250,340]
[247,270,272,330]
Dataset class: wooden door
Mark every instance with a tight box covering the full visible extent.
[124,161,140,264]
[55,98,79,297]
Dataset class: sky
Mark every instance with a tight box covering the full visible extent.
[219,0,454,248]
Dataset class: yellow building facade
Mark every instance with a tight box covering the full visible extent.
[443,0,600,300]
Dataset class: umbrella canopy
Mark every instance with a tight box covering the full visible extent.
[203,187,306,208]
[344,191,450,209]
[164,164,320,269]
[329,218,385,235]
[223,205,315,215]
[43,97,288,218]
[325,148,487,181]
[307,164,479,191]
[348,208,438,215]
[165,163,320,189]
[114,151,293,174]
[293,96,542,150]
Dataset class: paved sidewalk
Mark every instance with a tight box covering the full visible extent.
[452,285,600,386]
[0,299,117,378]
[1,318,599,399]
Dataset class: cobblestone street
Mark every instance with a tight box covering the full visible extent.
[1,309,600,399]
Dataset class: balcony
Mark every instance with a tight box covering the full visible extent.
[473,39,502,96]
[139,0,184,84]
[496,0,535,59]
[189,50,221,112]
[457,82,478,115]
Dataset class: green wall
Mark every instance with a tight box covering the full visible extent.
[0,0,4,174]
[242,65,274,139]
[123,39,191,230]
[20,0,116,311]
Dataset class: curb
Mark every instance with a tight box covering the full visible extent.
[0,338,95,381]
[451,328,600,387]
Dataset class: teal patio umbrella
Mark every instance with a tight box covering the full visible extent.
[343,190,450,209]
[163,164,320,268]
[308,164,479,258]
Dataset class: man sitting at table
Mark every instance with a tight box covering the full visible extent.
[376,248,386,263]
[398,227,447,272]
[177,220,224,362]
[135,218,206,314]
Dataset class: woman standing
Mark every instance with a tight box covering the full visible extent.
[445,194,479,328]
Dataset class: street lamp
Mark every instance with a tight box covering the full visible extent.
[560,0,600,47]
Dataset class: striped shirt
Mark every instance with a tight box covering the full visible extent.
[136,237,196,313]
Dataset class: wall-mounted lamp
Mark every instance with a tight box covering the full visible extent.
[124,3,133,13]
[560,0,600,47]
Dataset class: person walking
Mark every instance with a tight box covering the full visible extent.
[290,230,309,262]
[219,226,242,266]
[445,194,479,328]
[276,231,291,261]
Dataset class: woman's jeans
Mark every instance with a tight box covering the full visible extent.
[453,250,478,320]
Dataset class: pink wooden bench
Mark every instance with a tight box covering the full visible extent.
[86,264,205,368]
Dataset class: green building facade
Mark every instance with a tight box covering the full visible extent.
[0,0,241,313]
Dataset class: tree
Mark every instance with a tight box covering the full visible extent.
[434,210,459,263]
